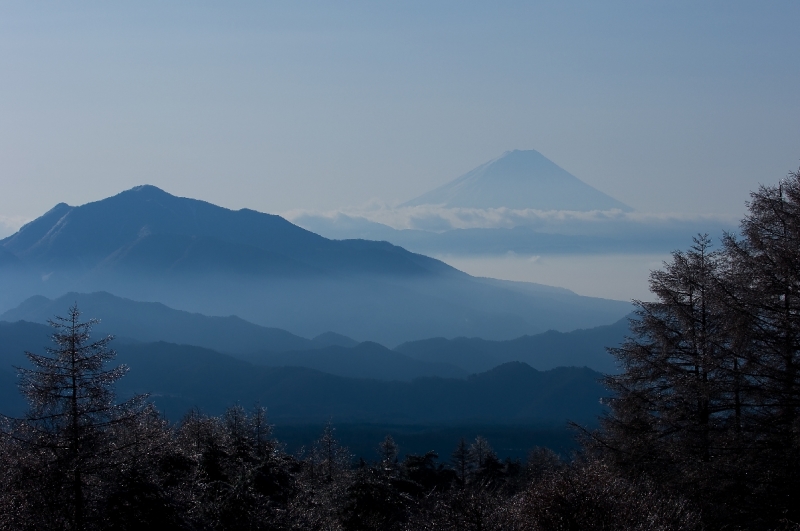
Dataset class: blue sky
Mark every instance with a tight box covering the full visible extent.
[1,1,799,233]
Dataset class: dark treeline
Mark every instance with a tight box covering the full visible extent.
[3,170,800,530]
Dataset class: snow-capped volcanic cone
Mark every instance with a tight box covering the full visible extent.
[402,149,632,212]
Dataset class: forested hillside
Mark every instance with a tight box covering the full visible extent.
[0,320,605,423]
[0,307,691,531]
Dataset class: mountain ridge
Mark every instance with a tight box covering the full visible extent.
[2,292,628,375]
[0,320,606,424]
[0,291,349,355]
[0,186,632,343]
[2,185,456,278]
[241,341,468,381]
[396,316,631,374]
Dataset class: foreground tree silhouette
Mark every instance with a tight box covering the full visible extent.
[600,236,730,471]
[2,305,150,530]
[596,170,800,529]
[720,171,800,521]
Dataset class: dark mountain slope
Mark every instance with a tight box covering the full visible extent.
[114,343,605,423]
[1,292,320,354]
[0,321,53,412]
[1,185,454,277]
[0,186,632,343]
[0,245,19,267]
[396,316,631,374]
[0,321,605,424]
[241,341,467,381]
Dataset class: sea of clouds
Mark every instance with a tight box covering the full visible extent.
[285,202,738,238]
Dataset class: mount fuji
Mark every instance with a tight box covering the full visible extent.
[402,149,631,212]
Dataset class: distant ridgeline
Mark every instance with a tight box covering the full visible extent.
[0,184,631,345]
[0,318,603,418]
[0,307,612,429]
[0,291,627,466]
[0,291,626,379]
[0,292,622,456]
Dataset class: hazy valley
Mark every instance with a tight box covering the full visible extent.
[0,155,638,466]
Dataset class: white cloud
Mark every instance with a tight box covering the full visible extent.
[0,215,28,238]
[284,203,738,235]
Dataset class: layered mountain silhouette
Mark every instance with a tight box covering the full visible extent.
[1,291,346,355]
[0,185,631,344]
[396,316,630,375]
[0,320,606,424]
[2,291,626,375]
[240,342,467,381]
[1,293,467,381]
[402,149,631,211]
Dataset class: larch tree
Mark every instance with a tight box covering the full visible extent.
[2,305,150,530]
[378,434,399,469]
[451,438,471,486]
[721,170,800,517]
[597,169,800,527]
[312,421,351,484]
[599,236,735,496]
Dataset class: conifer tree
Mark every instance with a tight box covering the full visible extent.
[599,236,737,501]
[451,438,471,485]
[597,171,800,527]
[378,434,399,470]
[312,421,351,483]
[721,170,800,518]
[469,436,496,471]
[3,305,149,530]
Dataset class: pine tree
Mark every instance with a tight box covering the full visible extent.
[451,438,471,485]
[596,171,800,526]
[378,434,399,468]
[721,170,800,519]
[3,304,150,530]
[598,236,741,506]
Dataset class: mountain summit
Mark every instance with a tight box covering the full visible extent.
[402,149,632,211]
[0,185,631,344]
[1,184,453,277]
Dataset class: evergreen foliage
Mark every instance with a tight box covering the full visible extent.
[593,169,800,529]
[0,305,156,530]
